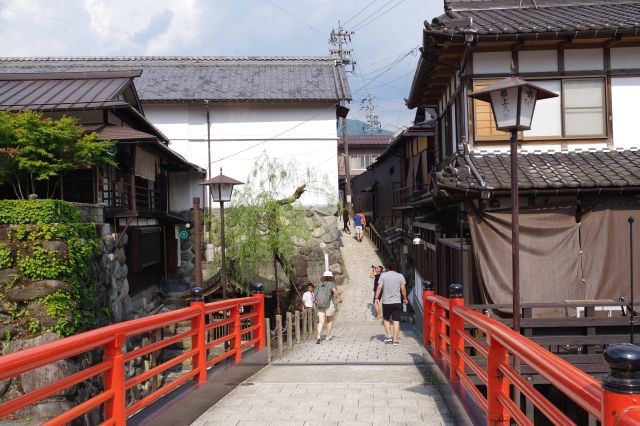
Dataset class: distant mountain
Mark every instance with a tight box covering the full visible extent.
[338,119,393,136]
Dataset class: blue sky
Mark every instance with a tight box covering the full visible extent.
[0,0,444,130]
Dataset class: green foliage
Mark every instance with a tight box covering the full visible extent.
[42,291,76,336]
[0,243,12,269]
[0,199,81,224]
[1,208,100,337]
[17,246,68,280]
[27,319,40,334]
[0,110,116,198]
[210,154,334,286]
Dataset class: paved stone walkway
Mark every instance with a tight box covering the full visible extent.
[191,226,453,426]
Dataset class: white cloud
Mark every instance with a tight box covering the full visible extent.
[0,0,444,127]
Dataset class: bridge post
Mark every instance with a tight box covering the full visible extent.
[422,281,434,348]
[295,311,301,343]
[286,312,293,349]
[190,287,207,383]
[252,283,266,350]
[487,337,510,425]
[276,315,283,357]
[302,309,308,339]
[232,302,242,362]
[448,284,464,383]
[433,300,444,363]
[602,343,640,425]
[104,333,126,425]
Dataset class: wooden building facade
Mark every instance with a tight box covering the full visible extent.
[0,71,205,293]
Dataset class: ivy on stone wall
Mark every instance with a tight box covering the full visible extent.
[0,201,99,338]
[0,199,81,224]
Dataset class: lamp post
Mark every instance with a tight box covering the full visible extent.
[468,76,557,332]
[200,168,243,299]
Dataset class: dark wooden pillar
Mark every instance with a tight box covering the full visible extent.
[130,145,137,212]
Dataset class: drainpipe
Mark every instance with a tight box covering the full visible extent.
[459,34,487,188]
[205,100,212,208]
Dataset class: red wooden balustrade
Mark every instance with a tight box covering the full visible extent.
[0,289,265,426]
[422,287,640,426]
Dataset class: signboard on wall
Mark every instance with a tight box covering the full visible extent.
[179,227,190,241]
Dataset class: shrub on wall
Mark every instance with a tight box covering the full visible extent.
[0,200,81,224]
[0,200,100,338]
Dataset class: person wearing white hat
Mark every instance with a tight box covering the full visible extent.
[314,270,341,344]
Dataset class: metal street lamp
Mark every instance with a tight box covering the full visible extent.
[468,76,557,332]
[200,168,243,299]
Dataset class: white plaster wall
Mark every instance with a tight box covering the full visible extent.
[564,48,604,71]
[611,47,640,69]
[145,102,339,206]
[168,171,206,213]
[612,77,640,149]
[473,51,512,74]
[518,50,558,73]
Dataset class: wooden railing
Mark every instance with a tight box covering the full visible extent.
[102,182,162,213]
[266,309,317,361]
[365,223,394,261]
[423,285,640,425]
[0,288,265,425]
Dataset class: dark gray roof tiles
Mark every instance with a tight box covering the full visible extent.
[0,72,132,111]
[0,57,352,103]
[438,149,640,191]
[429,1,640,36]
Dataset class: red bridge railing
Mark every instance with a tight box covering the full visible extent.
[423,284,640,426]
[0,287,265,425]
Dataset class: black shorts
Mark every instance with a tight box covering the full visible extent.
[382,303,402,321]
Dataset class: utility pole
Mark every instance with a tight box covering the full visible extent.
[360,94,382,133]
[330,21,355,216]
[329,20,356,72]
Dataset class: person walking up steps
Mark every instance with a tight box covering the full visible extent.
[374,263,407,345]
[370,265,383,320]
[302,283,315,311]
[353,210,366,242]
[342,209,350,234]
[314,271,341,344]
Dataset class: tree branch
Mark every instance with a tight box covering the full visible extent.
[276,184,306,205]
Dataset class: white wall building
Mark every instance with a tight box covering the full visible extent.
[0,57,352,208]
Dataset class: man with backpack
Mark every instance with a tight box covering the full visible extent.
[314,270,341,344]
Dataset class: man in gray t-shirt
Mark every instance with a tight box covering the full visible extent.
[374,263,407,345]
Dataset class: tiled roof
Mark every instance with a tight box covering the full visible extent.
[0,57,352,103]
[83,123,158,142]
[0,71,137,111]
[429,1,640,36]
[338,135,391,147]
[438,149,640,191]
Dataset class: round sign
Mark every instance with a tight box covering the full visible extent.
[179,227,190,241]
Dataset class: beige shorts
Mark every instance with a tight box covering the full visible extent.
[317,300,336,317]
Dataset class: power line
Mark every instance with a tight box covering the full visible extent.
[352,48,416,94]
[352,0,406,32]
[349,0,396,30]
[343,0,379,26]
[3,8,242,54]
[265,0,325,37]
[211,103,338,164]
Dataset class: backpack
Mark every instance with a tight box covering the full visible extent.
[315,282,333,308]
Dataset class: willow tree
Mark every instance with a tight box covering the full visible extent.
[209,154,335,314]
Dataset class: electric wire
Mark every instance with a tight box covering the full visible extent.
[211,103,338,164]
[352,0,406,32]
[349,0,397,31]
[264,0,326,37]
[2,8,243,54]
[343,0,379,26]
